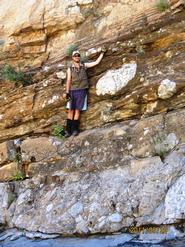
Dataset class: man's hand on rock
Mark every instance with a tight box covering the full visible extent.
[101,46,107,53]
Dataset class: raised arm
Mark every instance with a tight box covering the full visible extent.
[84,52,104,68]
[66,67,71,93]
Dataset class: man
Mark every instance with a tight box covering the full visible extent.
[64,49,105,137]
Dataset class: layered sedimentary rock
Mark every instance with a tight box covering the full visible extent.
[0,0,185,141]
[0,0,185,236]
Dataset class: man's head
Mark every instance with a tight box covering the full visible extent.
[72,50,81,63]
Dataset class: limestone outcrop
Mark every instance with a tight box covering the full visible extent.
[0,109,185,234]
[0,0,185,237]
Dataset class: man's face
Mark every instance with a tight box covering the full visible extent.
[72,53,81,63]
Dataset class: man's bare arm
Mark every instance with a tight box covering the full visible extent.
[62,68,71,99]
[84,52,104,68]
[66,67,71,93]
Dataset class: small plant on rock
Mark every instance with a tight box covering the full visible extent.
[152,132,178,160]
[153,135,169,160]
[66,44,79,57]
[52,124,65,139]
[155,0,170,12]
[11,170,25,181]
[1,64,32,87]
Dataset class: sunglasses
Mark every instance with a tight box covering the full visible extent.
[73,54,80,57]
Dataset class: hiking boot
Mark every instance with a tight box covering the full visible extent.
[64,132,71,138]
[64,119,72,138]
[72,120,80,136]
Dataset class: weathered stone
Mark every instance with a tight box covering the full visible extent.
[0,105,184,234]
[130,157,163,176]
[154,133,179,158]
[0,229,24,241]
[130,114,164,158]
[25,231,59,239]
[68,202,84,218]
[0,228,59,241]
[56,71,66,79]
[0,162,19,182]
[0,144,183,235]
[21,137,58,163]
[158,79,177,99]
[0,232,136,246]
[96,62,137,96]
[13,108,185,180]
[0,0,165,67]
[108,213,122,223]
[75,215,89,234]
[0,141,16,166]
[165,109,185,142]
[138,232,167,244]
[24,123,130,176]
[137,225,185,244]
[165,173,185,221]
[0,183,15,224]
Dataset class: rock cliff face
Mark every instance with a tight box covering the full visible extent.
[0,0,185,236]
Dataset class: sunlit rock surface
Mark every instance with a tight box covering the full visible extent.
[96,62,137,95]
[0,0,185,237]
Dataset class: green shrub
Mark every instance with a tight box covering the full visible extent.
[66,44,79,56]
[155,0,170,12]
[1,64,32,87]
[11,170,25,181]
[52,124,65,139]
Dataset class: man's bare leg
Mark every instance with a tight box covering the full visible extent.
[67,109,74,120]
[74,110,80,120]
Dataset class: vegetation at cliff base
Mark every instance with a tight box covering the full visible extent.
[1,64,32,87]
[155,0,170,12]
[11,170,25,181]
[52,124,65,139]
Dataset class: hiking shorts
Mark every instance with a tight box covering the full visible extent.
[66,88,88,111]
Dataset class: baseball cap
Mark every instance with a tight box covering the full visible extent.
[72,50,80,56]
